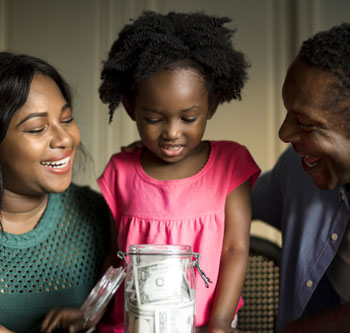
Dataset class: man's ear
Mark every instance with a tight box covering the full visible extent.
[123,98,136,120]
[207,97,220,119]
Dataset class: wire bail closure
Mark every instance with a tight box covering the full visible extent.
[117,250,212,288]
[192,252,212,288]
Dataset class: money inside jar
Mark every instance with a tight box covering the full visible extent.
[123,244,198,333]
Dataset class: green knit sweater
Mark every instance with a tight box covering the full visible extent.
[0,184,109,333]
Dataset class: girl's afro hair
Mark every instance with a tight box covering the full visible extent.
[99,11,250,122]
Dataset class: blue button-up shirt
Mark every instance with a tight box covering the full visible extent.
[252,146,350,332]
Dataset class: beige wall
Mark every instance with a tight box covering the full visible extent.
[1,0,350,245]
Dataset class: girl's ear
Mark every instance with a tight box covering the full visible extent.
[123,98,136,121]
[207,98,220,119]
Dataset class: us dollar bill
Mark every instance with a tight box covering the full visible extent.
[126,300,195,333]
[134,259,190,306]
[127,302,156,333]
[154,300,195,333]
[125,256,196,332]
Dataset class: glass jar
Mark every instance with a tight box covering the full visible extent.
[80,244,211,332]
[120,244,208,333]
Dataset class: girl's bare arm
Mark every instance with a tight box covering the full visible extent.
[208,180,252,333]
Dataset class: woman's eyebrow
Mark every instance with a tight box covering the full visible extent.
[16,103,70,127]
[16,112,48,127]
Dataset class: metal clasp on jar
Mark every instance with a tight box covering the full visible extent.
[192,252,212,288]
[117,250,212,288]
[117,250,129,267]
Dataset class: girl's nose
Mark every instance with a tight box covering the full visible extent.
[50,125,73,149]
[163,121,180,140]
[278,113,301,143]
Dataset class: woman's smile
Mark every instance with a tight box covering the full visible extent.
[40,155,72,174]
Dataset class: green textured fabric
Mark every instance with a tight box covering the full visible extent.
[0,184,109,333]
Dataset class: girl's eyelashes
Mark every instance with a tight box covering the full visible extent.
[145,118,161,124]
[144,117,197,123]
[182,117,196,123]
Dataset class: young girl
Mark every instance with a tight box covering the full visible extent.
[96,11,260,333]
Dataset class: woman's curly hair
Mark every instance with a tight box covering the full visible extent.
[99,11,249,122]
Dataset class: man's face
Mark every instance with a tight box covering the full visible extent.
[279,58,350,190]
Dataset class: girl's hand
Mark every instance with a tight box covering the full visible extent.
[0,325,14,333]
[40,308,86,333]
[121,140,143,153]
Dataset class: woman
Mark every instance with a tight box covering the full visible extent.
[0,52,110,333]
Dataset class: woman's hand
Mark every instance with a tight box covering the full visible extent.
[40,308,86,333]
[121,140,143,153]
[0,325,14,333]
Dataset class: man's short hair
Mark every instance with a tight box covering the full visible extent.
[299,23,350,125]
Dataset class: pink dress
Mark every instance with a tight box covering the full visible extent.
[97,140,260,332]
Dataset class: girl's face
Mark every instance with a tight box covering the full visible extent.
[0,74,80,196]
[126,68,216,164]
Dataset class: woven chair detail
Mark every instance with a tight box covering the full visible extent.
[237,236,281,333]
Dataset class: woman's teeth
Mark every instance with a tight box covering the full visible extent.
[41,156,70,168]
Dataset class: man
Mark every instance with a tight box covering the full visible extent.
[252,23,350,332]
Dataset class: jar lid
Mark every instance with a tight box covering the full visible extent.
[80,266,125,324]
[128,244,193,255]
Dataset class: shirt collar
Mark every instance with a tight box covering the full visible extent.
[339,184,350,210]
